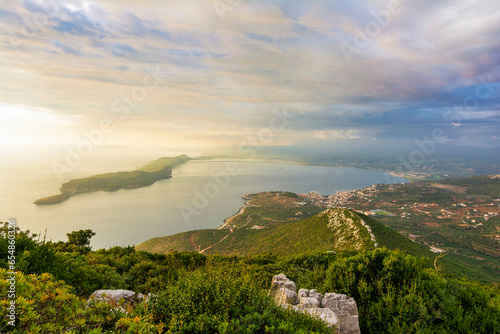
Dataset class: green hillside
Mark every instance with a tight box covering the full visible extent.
[137,208,435,260]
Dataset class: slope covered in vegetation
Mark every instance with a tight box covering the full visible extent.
[137,208,435,261]
[2,223,499,333]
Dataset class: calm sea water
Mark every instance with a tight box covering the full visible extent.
[0,147,408,250]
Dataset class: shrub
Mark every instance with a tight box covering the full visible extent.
[309,248,500,333]
[150,267,331,333]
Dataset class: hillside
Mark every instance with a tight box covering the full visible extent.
[3,223,500,333]
[34,155,189,205]
[137,202,434,260]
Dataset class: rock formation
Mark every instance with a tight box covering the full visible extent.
[269,274,361,334]
[88,289,154,313]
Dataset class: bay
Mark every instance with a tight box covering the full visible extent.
[0,147,408,250]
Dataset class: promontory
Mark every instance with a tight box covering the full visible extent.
[34,155,189,205]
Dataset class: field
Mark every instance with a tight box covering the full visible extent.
[341,175,500,283]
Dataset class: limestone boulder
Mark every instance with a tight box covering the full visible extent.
[298,297,321,309]
[304,308,338,330]
[298,288,310,298]
[269,273,297,292]
[90,289,139,304]
[322,293,361,334]
[309,289,324,304]
[275,287,299,305]
[269,273,299,305]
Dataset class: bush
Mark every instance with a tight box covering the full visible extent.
[151,267,331,333]
[306,248,500,333]
[18,247,124,297]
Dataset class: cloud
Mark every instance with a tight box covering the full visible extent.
[111,43,138,57]
[0,0,499,148]
[313,129,365,140]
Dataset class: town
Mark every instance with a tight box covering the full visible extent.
[299,178,500,256]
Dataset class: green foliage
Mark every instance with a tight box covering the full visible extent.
[1,224,499,333]
[301,248,500,333]
[0,269,127,333]
[0,222,39,268]
[4,229,124,297]
[67,229,96,251]
[150,267,331,334]
[18,247,125,297]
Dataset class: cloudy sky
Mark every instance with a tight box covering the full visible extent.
[1,0,499,150]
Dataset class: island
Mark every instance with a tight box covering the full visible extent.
[34,154,190,205]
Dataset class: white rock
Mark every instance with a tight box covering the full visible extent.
[298,288,310,298]
[298,297,321,308]
[275,287,299,305]
[309,289,324,304]
[304,307,338,329]
[322,293,361,334]
[90,289,137,303]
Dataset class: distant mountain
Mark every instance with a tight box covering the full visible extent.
[136,207,433,259]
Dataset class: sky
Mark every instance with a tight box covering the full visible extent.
[1,0,500,151]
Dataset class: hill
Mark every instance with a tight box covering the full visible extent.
[137,192,434,260]
[34,154,189,205]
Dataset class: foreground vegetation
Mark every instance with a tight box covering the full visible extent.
[1,224,500,333]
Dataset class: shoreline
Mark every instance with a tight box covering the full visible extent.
[219,206,247,230]
[195,157,411,183]
[219,195,257,230]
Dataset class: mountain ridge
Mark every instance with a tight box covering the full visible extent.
[136,206,434,260]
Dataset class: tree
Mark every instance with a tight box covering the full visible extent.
[66,229,96,251]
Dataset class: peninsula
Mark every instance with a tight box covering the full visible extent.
[34,154,190,205]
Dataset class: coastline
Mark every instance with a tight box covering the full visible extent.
[197,157,411,183]
[219,194,257,230]
[219,206,247,230]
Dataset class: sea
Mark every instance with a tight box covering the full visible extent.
[0,146,408,250]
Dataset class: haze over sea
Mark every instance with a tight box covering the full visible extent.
[1,147,408,250]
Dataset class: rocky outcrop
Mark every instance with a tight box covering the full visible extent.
[268,273,299,305]
[322,293,361,334]
[269,274,360,334]
[88,289,154,313]
[321,208,375,251]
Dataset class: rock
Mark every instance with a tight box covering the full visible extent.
[269,274,360,334]
[309,289,324,304]
[304,308,338,329]
[269,273,299,305]
[111,306,127,314]
[298,297,321,309]
[322,293,361,334]
[269,273,297,292]
[298,288,310,298]
[90,289,138,304]
[275,287,299,305]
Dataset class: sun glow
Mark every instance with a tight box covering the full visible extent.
[0,103,76,147]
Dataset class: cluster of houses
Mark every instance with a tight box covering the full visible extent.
[299,185,379,208]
